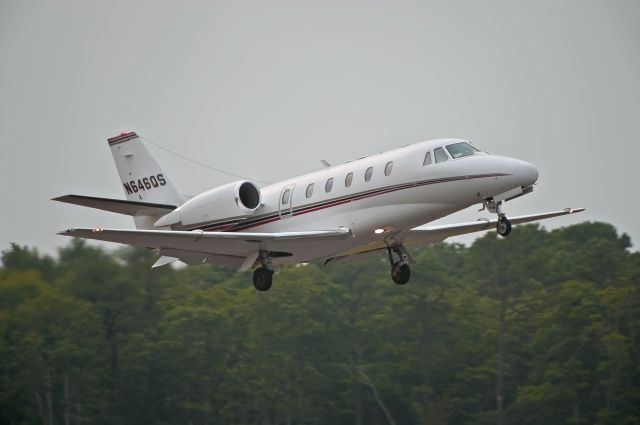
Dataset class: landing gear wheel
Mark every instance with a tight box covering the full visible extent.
[496,216,512,237]
[252,267,273,291]
[391,263,411,285]
[387,245,412,285]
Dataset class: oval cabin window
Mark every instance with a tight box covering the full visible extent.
[384,161,393,176]
[345,172,353,187]
[365,167,373,182]
[325,178,334,193]
[306,183,314,198]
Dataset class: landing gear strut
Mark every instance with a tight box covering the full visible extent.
[252,251,274,291]
[484,199,512,237]
[387,245,411,285]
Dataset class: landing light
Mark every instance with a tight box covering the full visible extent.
[374,228,385,235]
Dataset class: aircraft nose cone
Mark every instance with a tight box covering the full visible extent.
[517,161,539,187]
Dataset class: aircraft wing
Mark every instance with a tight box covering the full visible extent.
[325,207,585,265]
[58,227,351,268]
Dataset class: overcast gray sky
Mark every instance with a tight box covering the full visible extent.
[1,0,639,256]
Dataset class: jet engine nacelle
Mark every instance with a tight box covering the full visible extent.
[154,181,262,228]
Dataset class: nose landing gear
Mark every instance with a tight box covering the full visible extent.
[387,245,411,285]
[496,215,512,237]
[483,199,513,237]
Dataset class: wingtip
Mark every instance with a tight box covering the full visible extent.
[567,207,586,214]
[57,228,74,236]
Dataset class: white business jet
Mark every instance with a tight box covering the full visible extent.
[54,132,584,291]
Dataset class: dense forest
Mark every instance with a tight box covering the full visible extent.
[1,222,638,425]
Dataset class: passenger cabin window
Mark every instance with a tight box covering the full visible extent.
[446,142,480,159]
[384,161,393,176]
[434,147,449,164]
[423,151,432,165]
[345,172,353,187]
[365,167,373,182]
[306,183,314,198]
[281,189,291,205]
[325,178,334,193]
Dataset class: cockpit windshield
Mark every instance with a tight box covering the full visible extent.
[445,142,481,159]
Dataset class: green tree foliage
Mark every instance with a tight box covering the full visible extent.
[0,222,638,425]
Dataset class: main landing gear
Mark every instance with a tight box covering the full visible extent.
[484,199,512,237]
[252,251,274,291]
[387,245,411,285]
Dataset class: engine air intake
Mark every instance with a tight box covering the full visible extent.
[239,182,261,209]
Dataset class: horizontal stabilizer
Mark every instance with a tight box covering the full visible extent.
[53,195,177,217]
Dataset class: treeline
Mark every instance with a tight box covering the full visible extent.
[1,222,639,425]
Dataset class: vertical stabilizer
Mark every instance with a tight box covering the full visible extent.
[107,132,184,229]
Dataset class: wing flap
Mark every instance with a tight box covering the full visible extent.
[158,248,247,268]
[324,247,387,266]
[53,195,177,216]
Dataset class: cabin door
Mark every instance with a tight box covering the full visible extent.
[279,184,295,219]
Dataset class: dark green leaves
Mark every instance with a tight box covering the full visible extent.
[0,221,638,425]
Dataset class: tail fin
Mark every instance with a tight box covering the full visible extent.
[108,132,184,229]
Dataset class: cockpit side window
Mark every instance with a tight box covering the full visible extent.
[434,147,449,164]
[445,142,480,159]
[423,151,432,165]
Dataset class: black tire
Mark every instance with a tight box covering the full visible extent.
[252,267,273,291]
[497,217,512,237]
[391,263,411,285]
